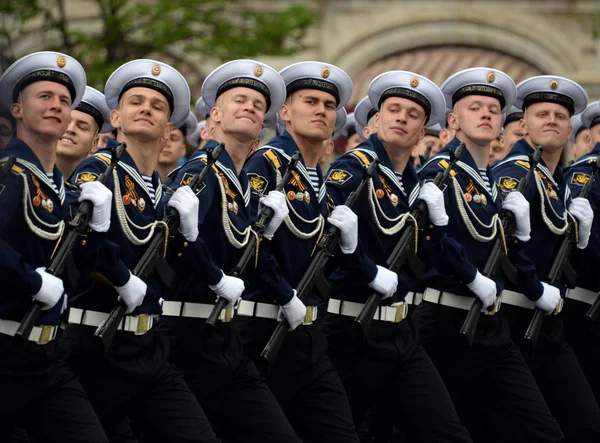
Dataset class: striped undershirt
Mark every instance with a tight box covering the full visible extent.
[478,168,492,193]
[306,167,320,193]
[142,174,156,205]
[394,172,407,196]
[46,172,59,194]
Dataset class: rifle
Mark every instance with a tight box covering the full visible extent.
[15,143,127,343]
[93,143,224,350]
[204,151,301,329]
[260,159,380,363]
[355,142,466,337]
[525,152,600,350]
[460,146,543,347]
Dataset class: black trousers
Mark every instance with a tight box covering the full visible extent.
[0,334,108,443]
[503,304,600,443]
[234,315,360,443]
[323,312,472,443]
[160,317,302,443]
[412,301,565,443]
[561,298,600,403]
[62,324,219,443]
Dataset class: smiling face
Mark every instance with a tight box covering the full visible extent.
[280,89,337,143]
[375,96,426,151]
[111,87,172,143]
[57,109,99,161]
[449,95,502,145]
[521,102,572,154]
[211,87,266,142]
[10,80,73,141]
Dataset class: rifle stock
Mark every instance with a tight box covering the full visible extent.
[355,142,466,337]
[525,152,600,350]
[460,146,543,347]
[260,159,380,363]
[94,143,224,350]
[15,143,127,343]
[203,151,301,329]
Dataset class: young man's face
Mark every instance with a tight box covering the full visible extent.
[449,95,502,145]
[57,109,99,161]
[0,116,13,150]
[344,133,362,152]
[281,89,337,142]
[488,135,507,166]
[111,87,172,143]
[96,132,115,151]
[521,102,571,154]
[212,87,266,142]
[503,120,525,153]
[11,81,72,141]
[589,123,600,146]
[375,96,426,150]
[159,128,187,165]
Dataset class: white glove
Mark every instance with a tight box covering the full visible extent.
[116,272,147,314]
[33,267,64,310]
[259,190,289,240]
[327,205,358,254]
[209,271,245,307]
[78,181,112,233]
[167,186,199,242]
[368,265,398,300]
[466,271,497,309]
[568,197,593,249]
[418,182,448,226]
[535,282,561,314]
[502,191,531,242]
[277,291,307,331]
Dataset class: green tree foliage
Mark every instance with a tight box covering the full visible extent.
[1,0,317,87]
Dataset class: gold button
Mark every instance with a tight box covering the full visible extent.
[429,225,434,229]
[183,241,189,247]
[177,252,182,257]
[514,239,519,244]
[81,240,87,246]
[425,236,431,241]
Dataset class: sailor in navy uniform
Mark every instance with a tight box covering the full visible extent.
[354,95,377,141]
[0,51,110,442]
[413,68,566,443]
[56,85,114,180]
[493,76,600,441]
[234,61,366,443]
[63,59,220,442]
[164,59,302,442]
[563,100,600,403]
[323,70,472,443]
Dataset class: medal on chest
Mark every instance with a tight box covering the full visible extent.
[464,178,487,206]
[287,170,311,205]
[30,174,54,213]
[377,174,399,207]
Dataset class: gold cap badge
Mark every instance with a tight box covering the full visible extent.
[254,66,263,77]
[550,79,559,90]
[321,67,330,79]
[487,72,495,83]
[151,65,161,76]
[57,57,66,68]
[410,77,419,88]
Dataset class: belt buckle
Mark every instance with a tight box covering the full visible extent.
[221,307,234,323]
[553,298,564,315]
[302,306,316,325]
[392,302,408,323]
[483,297,501,316]
[135,314,150,335]
[37,325,53,345]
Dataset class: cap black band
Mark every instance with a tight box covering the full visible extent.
[13,69,77,103]
[216,77,271,111]
[503,111,523,128]
[425,128,440,137]
[286,78,340,106]
[575,125,587,140]
[379,87,431,121]
[367,108,377,122]
[452,85,505,110]
[522,92,575,116]
[119,78,175,116]
[347,125,357,138]
[76,101,104,132]
[590,115,600,130]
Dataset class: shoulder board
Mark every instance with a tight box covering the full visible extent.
[351,150,371,166]
[263,149,281,169]
[515,160,530,169]
[437,159,457,177]
[589,157,597,164]
[95,153,112,166]
[11,164,24,175]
